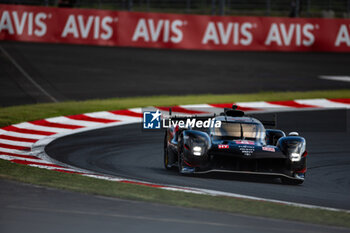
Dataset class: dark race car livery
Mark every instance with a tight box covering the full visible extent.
[163,106,307,185]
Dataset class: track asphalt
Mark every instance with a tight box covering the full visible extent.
[2,178,350,233]
[1,41,350,106]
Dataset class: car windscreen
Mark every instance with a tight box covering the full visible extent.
[212,122,264,140]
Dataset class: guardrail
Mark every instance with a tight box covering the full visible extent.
[2,0,350,18]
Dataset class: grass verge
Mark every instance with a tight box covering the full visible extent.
[1,159,350,228]
[1,90,350,228]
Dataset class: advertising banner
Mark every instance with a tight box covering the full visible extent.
[1,4,350,52]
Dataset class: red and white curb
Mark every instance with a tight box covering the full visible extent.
[1,98,350,213]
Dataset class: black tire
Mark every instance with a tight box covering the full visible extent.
[177,135,185,174]
[281,177,304,185]
[164,147,173,170]
[164,131,172,170]
[177,140,195,175]
[178,153,184,174]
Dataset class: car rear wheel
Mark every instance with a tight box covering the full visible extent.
[164,147,173,170]
[178,153,184,174]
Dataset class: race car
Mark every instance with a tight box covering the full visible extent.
[163,106,307,185]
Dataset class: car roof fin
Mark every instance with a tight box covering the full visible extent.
[223,105,245,117]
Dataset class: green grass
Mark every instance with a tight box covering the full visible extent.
[1,89,350,128]
[1,159,350,228]
[1,90,350,228]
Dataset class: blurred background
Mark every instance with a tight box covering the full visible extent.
[1,1,350,107]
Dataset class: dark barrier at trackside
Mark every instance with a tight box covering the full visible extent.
[1,4,350,52]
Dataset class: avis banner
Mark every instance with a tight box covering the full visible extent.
[1,4,350,52]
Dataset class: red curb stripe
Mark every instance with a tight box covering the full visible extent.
[120,180,166,188]
[0,134,38,143]
[52,169,83,174]
[67,114,118,123]
[30,119,83,129]
[0,151,40,160]
[156,106,208,115]
[11,159,65,168]
[1,125,55,136]
[267,100,317,108]
[0,143,31,151]
[109,110,143,118]
[208,103,259,111]
[328,98,350,104]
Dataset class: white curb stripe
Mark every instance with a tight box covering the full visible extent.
[0,139,34,147]
[235,101,290,109]
[13,122,70,134]
[3,130,46,139]
[0,147,37,155]
[85,111,140,122]
[45,116,105,127]
[179,104,213,108]
[319,76,350,83]
[154,108,208,116]
[108,111,143,119]
[295,98,350,108]
[0,131,46,139]
[179,104,224,114]
[127,108,143,113]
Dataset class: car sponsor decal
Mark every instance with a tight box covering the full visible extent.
[218,144,229,149]
[262,146,275,152]
[238,145,255,156]
[234,140,255,145]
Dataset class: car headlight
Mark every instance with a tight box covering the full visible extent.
[290,152,301,162]
[192,146,203,156]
